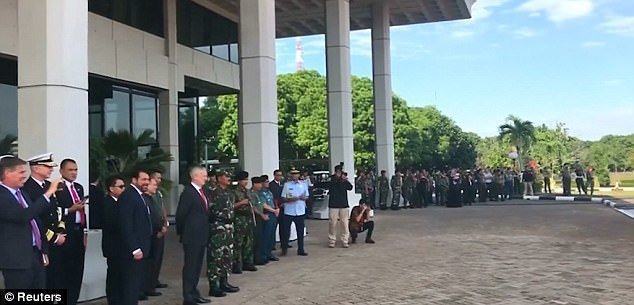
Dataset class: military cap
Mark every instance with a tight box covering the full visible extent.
[251,176,264,184]
[236,170,249,181]
[260,174,269,180]
[27,152,58,167]
[289,168,300,174]
[215,169,231,178]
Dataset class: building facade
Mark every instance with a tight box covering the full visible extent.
[0,0,475,299]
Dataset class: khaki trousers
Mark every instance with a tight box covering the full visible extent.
[328,207,350,246]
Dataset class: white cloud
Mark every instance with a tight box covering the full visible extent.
[598,16,634,36]
[517,0,594,22]
[513,27,538,38]
[451,30,475,38]
[471,0,510,20]
[350,29,372,57]
[581,41,606,48]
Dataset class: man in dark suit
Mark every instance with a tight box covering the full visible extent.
[117,169,153,305]
[0,155,61,288]
[21,153,67,289]
[101,175,126,305]
[176,166,212,305]
[55,159,87,305]
[269,169,286,249]
[141,178,164,298]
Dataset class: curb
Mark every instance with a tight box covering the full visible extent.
[522,196,634,219]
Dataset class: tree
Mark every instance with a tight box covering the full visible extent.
[498,115,536,167]
[90,129,173,182]
[0,134,17,155]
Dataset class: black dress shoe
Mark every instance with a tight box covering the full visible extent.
[297,251,308,256]
[269,256,280,261]
[156,283,168,289]
[195,297,211,304]
[242,264,258,271]
[138,294,148,301]
[146,291,162,297]
[255,260,268,266]
[209,287,227,297]
[220,277,240,293]
[288,245,293,248]
[365,239,376,244]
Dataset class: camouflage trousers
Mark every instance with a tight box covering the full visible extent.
[207,223,234,283]
[392,189,401,206]
[233,215,255,266]
[378,189,389,205]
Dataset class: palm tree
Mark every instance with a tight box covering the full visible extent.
[90,129,173,182]
[498,115,536,168]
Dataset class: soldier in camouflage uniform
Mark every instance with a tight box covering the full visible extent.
[390,170,403,210]
[378,170,390,210]
[207,170,239,297]
[402,171,416,209]
[232,171,257,273]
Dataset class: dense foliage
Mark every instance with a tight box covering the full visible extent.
[199,70,477,171]
[198,70,632,186]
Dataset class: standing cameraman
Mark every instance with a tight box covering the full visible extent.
[317,164,353,248]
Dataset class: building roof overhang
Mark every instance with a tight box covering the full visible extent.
[199,0,477,38]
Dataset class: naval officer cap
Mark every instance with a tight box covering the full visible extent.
[27,152,58,167]
[289,168,301,175]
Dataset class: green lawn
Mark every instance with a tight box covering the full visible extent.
[594,190,634,199]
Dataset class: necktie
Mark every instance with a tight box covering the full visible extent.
[69,182,86,226]
[16,190,42,250]
[198,188,208,212]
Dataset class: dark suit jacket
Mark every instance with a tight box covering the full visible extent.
[0,185,49,269]
[55,180,85,230]
[269,180,284,208]
[143,194,163,234]
[175,184,210,246]
[101,196,120,259]
[118,185,152,259]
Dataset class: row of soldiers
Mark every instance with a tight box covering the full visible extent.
[179,169,282,305]
[355,168,529,210]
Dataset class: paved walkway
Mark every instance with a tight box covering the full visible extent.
[86,201,634,305]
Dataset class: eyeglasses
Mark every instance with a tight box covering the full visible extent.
[113,185,126,189]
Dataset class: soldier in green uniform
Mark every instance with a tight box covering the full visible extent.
[390,170,403,210]
[249,176,271,266]
[378,170,390,210]
[207,170,239,297]
[232,171,257,273]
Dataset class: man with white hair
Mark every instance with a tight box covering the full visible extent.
[176,166,212,305]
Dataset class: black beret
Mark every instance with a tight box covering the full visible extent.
[236,170,249,181]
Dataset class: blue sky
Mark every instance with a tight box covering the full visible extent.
[274,0,634,141]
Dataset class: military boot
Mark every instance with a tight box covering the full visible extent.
[208,280,227,297]
[220,277,240,293]
[231,262,242,274]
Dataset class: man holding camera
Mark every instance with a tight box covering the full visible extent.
[316,164,353,248]
[349,199,375,244]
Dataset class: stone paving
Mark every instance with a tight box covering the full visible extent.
[85,200,634,305]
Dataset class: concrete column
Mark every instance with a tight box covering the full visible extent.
[159,0,180,214]
[325,0,355,177]
[17,0,103,301]
[372,1,395,176]
[238,0,279,177]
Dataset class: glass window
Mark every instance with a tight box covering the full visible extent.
[132,93,157,141]
[177,0,238,62]
[229,43,239,63]
[89,104,103,139]
[178,100,198,183]
[89,0,164,37]
[0,57,18,155]
[104,90,131,134]
[212,45,229,60]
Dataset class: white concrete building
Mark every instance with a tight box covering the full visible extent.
[0,0,476,300]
